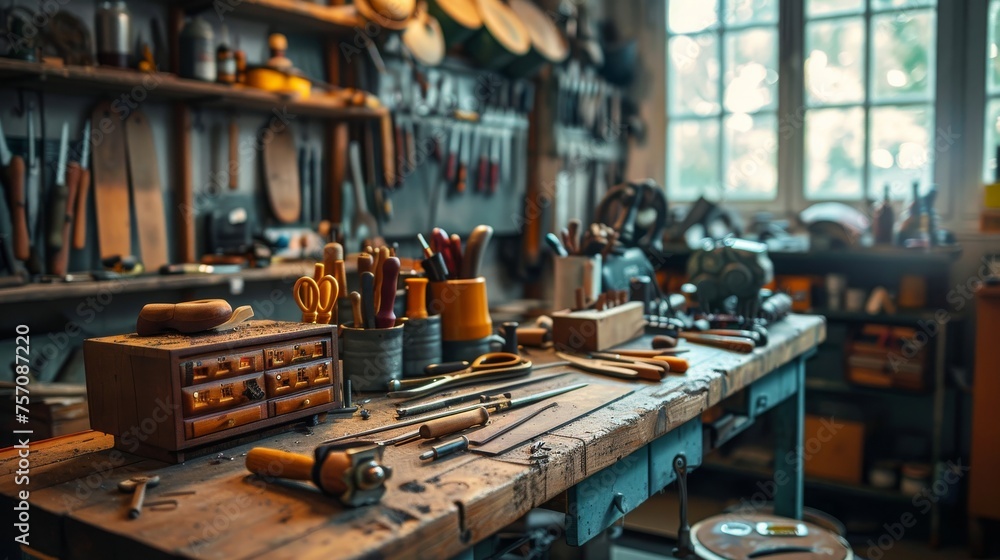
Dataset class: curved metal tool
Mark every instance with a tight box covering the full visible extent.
[387,353,532,399]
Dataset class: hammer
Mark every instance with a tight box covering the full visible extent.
[118,475,161,519]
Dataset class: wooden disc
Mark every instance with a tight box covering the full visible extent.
[508,0,567,63]
[262,125,301,224]
[429,0,481,30]
[403,7,445,66]
[355,0,415,30]
[691,514,852,560]
[476,0,530,56]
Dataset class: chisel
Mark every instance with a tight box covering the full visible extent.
[360,271,376,329]
[47,123,70,273]
[26,104,40,251]
[323,382,587,444]
[0,117,29,260]
[395,371,571,418]
[72,121,91,250]
[460,224,493,279]
[375,256,399,328]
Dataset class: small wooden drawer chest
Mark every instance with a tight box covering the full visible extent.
[84,320,342,462]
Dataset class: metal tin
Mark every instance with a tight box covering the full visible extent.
[95,1,131,68]
[341,324,404,391]
[179,17,216,82]
[442,335,496,362]
[403,316,442,377]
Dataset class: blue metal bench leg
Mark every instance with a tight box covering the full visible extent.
[772,355,805,520]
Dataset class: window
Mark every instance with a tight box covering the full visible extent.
[984,0,1000,183]
[666,0,780,202]
[665,0,939,204]
[804,0,937,200]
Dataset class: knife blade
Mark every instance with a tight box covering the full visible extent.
[73,121,91,249]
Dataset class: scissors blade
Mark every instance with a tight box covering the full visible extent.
[56,122,69,186]
[0,117,11,166]
[387,360,532,399]
[80,121,91,170]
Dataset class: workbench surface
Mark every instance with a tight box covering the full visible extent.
[1,315,824,560]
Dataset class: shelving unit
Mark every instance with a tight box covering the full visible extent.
[0,58,386,120]
[166,0,364,32]
[653,244,963,546]
[0,262,313,305]
[701,457,913,505]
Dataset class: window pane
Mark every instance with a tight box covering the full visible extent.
[872,0,936,11]
[805,107,865,199]
[868,105,934,199]
[805,18,866,105]
[668,120,721,200]
[983,98,1000,183]
[669,0,718,34]
[724,112,778,200]
[806,0,863,18]
[988,1,1000,94]
[871,11,936,102]
[724,28,779,113]
[725,0,778,26]
[668,34,721,116]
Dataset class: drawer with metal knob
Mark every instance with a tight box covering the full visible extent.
[184,403,267,439]
[270,386,333,416]
[264,359,333,398]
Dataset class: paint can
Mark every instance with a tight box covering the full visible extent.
[341,323,403,391]
[402,315,442,377]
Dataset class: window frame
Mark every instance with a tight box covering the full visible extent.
[664,0,966,223]
[665,0,782,206]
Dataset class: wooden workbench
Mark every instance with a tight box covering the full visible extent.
[1,315,824,559]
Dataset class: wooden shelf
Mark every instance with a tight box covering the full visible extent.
[0,58,386,120]
[0,262,314,305]
[805,378,931,398]
[168,0,364,33]
[812,308,951,326]
[702,458,912,504]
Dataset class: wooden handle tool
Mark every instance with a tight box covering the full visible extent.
[460,224,493,279]
[652,335,678,349]
[358,252,374,275]
[72,165,91,249]
[50,162,81,276]
[375,257,400,328]
[517,327,550,346]
[406,277,429,319]
[380,113,396,187]
[418,407,489,439]
[652,355,690,373]
[324,243,348,299]
[136,299,233,336]
[360,271,376,329]
[350,291,363,326]
[7,155,29,260]
[679,332,755,354]
[245,443,391,507]
[372,246,388,312]
[228,118,239,190]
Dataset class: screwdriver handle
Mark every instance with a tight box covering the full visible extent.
[51,163,81,276]
[7,156,29,260]
[375,257,400,328]
[72,167,91,249]
[405,277,429,319]
[418,407,489,439]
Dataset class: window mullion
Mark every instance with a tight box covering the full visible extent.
[718,0,727,201]
[862,0,874,200]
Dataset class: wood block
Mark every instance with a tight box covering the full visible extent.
[551,301,645,353]
[803,414,864,484]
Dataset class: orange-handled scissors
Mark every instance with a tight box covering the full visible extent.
[386,352,532,398]
[294,274,338,324]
